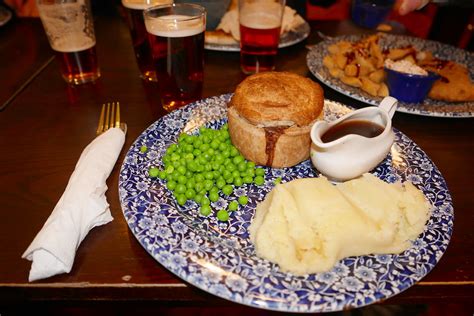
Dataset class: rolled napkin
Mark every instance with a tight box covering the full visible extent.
[22,127,126,281]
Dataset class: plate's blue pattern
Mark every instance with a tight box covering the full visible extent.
[118,94,453,313]
[307,34,474,118]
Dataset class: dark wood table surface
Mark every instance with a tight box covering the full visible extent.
[1,6,473,314]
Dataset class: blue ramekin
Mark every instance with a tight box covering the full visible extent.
[351,0,395,29]
[385,67,440,103]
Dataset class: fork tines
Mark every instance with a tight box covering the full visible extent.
[96,102,121,135]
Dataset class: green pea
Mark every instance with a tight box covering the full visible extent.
[223,170,232,179]
[228,201,238,211]
[274,177,282,185]
[255,168,265,176]
[217,209,229,222]
[186,178,195,189]
[243,176,253,184]
[140,145,148,153]
[247,161,256,169]
[176,194,187,206]
[195,174,205,183]
[238,195,248,205]
[185,189,196,199]
[194,193,203,204]
[219,142,227,151]
[204,180,214,191]
[216,178,226,189]
[233,155,244,165]
[177,175,187,184]
[165,165,175,174]
[222,185,233,196]
[201,197,210,206]
[158,170,167,179]
[231,170,240,178]
[209,191,219,202]
[200,205,212,217]
[210,186,219,194]
[148,167,159,178]
[237,161,247,171]
[177,165,186,175]
[254,175,265,186]
[167,180,177,191]
[204,171,214,180]
[210,140,220,149]
[175,184,186,194]
[234,176,243,187]
[229,147,239,157]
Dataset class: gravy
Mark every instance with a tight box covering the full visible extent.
[321,119,384,143]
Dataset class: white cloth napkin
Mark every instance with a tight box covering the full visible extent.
[22,127,126,282]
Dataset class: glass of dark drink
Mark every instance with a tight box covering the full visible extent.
[121,0,172,82]
[144,3,206,112]
[238,0,285,74]
[37,0,100,85]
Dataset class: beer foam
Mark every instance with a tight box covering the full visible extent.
[38,0,96,53]
[122,0,172,10]
[53,35,95,53]
[145,14,205,37]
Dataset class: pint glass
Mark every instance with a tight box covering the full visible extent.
[37,0,100,85]
[239,0,285,74]
[122,0,173,81]
[144,3,206,112]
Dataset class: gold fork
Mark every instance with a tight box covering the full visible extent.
[96,102,122,135]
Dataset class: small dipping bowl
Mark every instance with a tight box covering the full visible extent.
[310,96,398,182]
[385,67,439,103]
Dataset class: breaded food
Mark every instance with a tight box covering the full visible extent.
[323,34,474,102]
[228,72,324,168]
[421,60,474,102]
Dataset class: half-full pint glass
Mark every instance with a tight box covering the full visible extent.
[239,0,285,74]
[37,0,100,85]
[144,4,206,112]
[122,0,173,81]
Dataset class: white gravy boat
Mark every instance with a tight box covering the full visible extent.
[310,97,398,181]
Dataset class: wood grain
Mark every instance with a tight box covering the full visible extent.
[0,5,472,311]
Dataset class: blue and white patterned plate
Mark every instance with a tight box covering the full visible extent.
[118,94,453,313]
[307,34,474,118]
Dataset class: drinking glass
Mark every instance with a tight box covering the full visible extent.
[36,0,100,85]
[122,0,173,82]
[144,3,206,112]
[238,0,285,74]
[351,0,395,29]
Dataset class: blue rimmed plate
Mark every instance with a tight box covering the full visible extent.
[118,94,453,313]
[307,34,474,118]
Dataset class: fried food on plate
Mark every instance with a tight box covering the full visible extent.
[322,34,474,102]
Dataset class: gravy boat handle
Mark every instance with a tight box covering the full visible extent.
[378,96,398,119]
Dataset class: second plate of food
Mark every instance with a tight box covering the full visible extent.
[307,34,474,118]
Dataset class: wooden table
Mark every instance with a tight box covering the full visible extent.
[1,6,473,315]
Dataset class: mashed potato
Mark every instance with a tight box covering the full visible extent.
[249,174,431,275]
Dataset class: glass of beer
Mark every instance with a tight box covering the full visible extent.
[238,0,285,74]
[121,0,173,82]
[144,3,206,112]
[37,0,100,85]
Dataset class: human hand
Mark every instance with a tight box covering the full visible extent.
[394,0,430,15]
